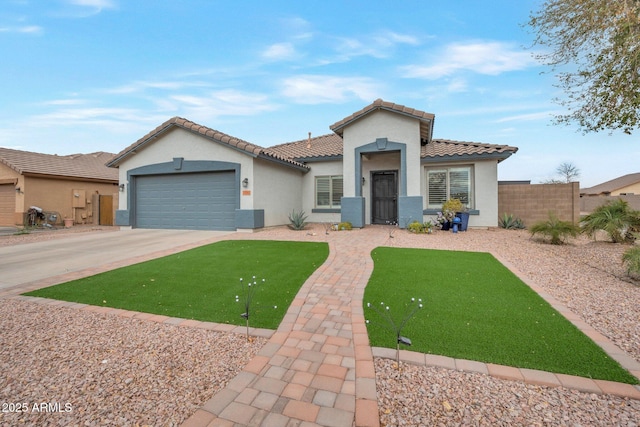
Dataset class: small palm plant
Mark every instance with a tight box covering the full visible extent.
[580,199,640,243]
[530,213,580,244]
[366,298,424,367]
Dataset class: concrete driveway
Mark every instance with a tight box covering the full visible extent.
[0,228,231,291]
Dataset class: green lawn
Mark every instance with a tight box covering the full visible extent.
[364,247,638,384]
[25,240,328,330]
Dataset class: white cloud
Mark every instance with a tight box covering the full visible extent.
[262,42,297,61]
[333,30,421,61]
[402,41,537,79]
[281,75,380,104]
[169,90,278,122]
[0,25,43,34]
[106,80,212,94]
[495,111,555,123]
[65,0,116,11]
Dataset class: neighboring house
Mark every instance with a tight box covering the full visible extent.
[580,172,640,214]
[0,148,119,226]
[107,99,518,231]
[580,172,640,196]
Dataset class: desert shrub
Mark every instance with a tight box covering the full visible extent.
[288,210,308,230]
[499,213,525,230]
[580,199,640,243]
[407,221,424,233]
[338,221,352,230]
[530,213,580,245]
[622,247,640,279]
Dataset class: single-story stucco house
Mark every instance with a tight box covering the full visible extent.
[107,99,518,231]
[0,148,119,227]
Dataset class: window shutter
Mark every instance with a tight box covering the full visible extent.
[316,177,330,207]
[449,169,470,205]
[428,170,447,208]
[331,176,343,207]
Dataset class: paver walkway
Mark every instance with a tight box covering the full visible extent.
[181,227,389,427]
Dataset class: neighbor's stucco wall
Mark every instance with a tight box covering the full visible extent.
[421,159,500,228]
[611,182,640,196]
[253,157,304,227]
[116,127,255,211]
[23,176,118,225]
[342,110,421,197]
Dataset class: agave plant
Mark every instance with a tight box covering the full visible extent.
[287,209,308,230]
[580,199,640,243]
[499,213,525,230]
[530,213,580,244]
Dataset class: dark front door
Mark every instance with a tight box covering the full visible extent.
[371,171,398,224]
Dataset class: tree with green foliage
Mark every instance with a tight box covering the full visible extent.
[528,0,640,134]
[580,199,640,243]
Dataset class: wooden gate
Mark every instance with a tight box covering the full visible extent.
[99,195,113,226]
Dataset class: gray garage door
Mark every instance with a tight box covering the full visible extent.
[135,171,236,230]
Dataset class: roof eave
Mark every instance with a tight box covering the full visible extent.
[257,153,310,172]
[421,151,516,164]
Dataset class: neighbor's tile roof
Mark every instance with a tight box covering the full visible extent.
[107,117,308,170]
[422,139,518,161]
[265,133,343,161]
[0,147,118,181]
[580,172,640,195]
[330,98,435,143]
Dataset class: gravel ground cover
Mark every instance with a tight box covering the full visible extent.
[0,300,265,426]
[375,358,640,427]
[0,224,638,426]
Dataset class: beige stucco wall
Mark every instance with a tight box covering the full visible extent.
[253,158,304,227]
[421,159,500,228]
[115,127,255,211]
[302,160,343,224]
[611,182,640,195]
[23,176,119,225]
[342,110,422,197]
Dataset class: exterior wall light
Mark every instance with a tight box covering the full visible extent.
[242,178,249,187]
[119,184,125,192]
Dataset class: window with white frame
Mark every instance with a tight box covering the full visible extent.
[426,166,472,209]
[315,175,343,208]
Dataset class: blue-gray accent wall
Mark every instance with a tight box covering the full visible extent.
[340,197,365,228]
[398,196,424,228]
[235,209,264,229]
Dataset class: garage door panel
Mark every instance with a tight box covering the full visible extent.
[135,171,236,230]
[0,184,15,226]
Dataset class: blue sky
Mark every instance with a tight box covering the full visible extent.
[1,0,637,187]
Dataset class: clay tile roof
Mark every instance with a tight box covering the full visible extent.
[0,147,118,181]
[330,98,435,143]
[580,172,640,195]
[264,133,343,161]
[421,139,518,162]
[107,117,307,170]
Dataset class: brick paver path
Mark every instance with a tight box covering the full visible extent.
[181,227,390,427]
